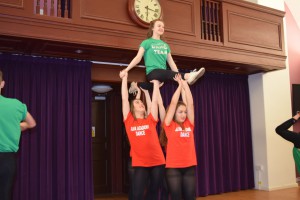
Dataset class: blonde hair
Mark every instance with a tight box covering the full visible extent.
[147,19,165,41]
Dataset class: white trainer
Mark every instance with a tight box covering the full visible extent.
[187,68,205,85]
[128,82,138,96]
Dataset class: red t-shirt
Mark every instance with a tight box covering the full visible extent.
[124,112,165,167]
[163,119,197,168]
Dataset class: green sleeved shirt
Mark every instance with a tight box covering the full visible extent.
[140,38,171,75]
[0,95,27,152]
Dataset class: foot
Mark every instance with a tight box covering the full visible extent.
[129,82,138,96]
[187,67,205,85]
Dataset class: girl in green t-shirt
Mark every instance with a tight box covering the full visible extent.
[119,19,205,94]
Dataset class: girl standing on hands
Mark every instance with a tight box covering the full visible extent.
[120,71,165,200]
[119,19,205,93]
[161,74,197,200]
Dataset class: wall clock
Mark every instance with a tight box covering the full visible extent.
[128,0,163,28]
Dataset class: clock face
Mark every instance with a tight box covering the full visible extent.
[134,0,162,24]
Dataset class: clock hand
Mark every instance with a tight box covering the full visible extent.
[146,7,156,12]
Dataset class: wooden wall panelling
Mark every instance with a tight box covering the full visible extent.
[163,0,196,36]
[0,0,287,73]
[222,1,285,56]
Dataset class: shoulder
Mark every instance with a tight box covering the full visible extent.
[140,38,151,45]
[1,96,23,105]
[185,118,194,128]
[147,113,158,123]
[124,112,134,123]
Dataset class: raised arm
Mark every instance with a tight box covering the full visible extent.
[158,86,166,122]
[20,112,36,131]
[120,47,145,78]
[167,53,179,72]
[140,87,151,115]
[135,86,142,100]
[150,80,160,121]
[181,87,187,105]
[120,71,130,119]
[181,80,194,124]
[164,74,182,126]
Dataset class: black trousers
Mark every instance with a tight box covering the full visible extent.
[0,152,17,200]
[166,166,196,200]
[138,69,185,90]
[133,165,165,200]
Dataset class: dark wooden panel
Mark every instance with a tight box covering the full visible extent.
[92,100,111,194]
[164,0,195,35]
[81,0,132,25]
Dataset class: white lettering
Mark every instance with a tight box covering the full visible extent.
[136,131,146,136]
[180,132,190,137]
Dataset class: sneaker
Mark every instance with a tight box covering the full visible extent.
[187,67,205,85]
[129,82,138,96]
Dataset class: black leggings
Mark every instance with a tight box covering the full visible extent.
[0,153,17,200]
[128,158,134,200]
[133,165,165,200]
[138,69,185,90]
[166,166,196,200]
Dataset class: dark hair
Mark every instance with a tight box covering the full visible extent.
[0,70,3,82]
[146,19,165,41]
[159,101,186,147]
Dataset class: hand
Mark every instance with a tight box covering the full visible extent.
[119,70,128,79]
[159,82,164,88]
[150,79,160,86]
[173,73,182,85]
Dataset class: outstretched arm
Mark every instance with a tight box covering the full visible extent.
[164,74,182,126]
[20,112,36,131]
[150,80,160,121]
[158,86,166,122]
[120,47,145,78]
[140,87,151,115]
[181,87,187,105]
[167,53,179,72]
[136,86,142,100]
[120,71,130,119]
[181,80,194,124]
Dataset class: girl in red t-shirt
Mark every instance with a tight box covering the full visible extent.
[161,74,197,200]
[120,71,165,200]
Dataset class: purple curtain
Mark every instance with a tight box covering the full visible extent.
[160,72,254,197]
[0,54,93,200]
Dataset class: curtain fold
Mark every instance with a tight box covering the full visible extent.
[0,54,93,200]
[160,72,254,196]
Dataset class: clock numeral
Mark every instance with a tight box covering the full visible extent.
[136,9,140,14]
[155,9,159,12]
[135,5,139,9]
[140,14,144,19]
[154,13,158,18]
[154,3,157,6]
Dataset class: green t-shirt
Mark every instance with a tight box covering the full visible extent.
[0,95,27,152]
[140,38,171,74]
[293,147,300,173]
